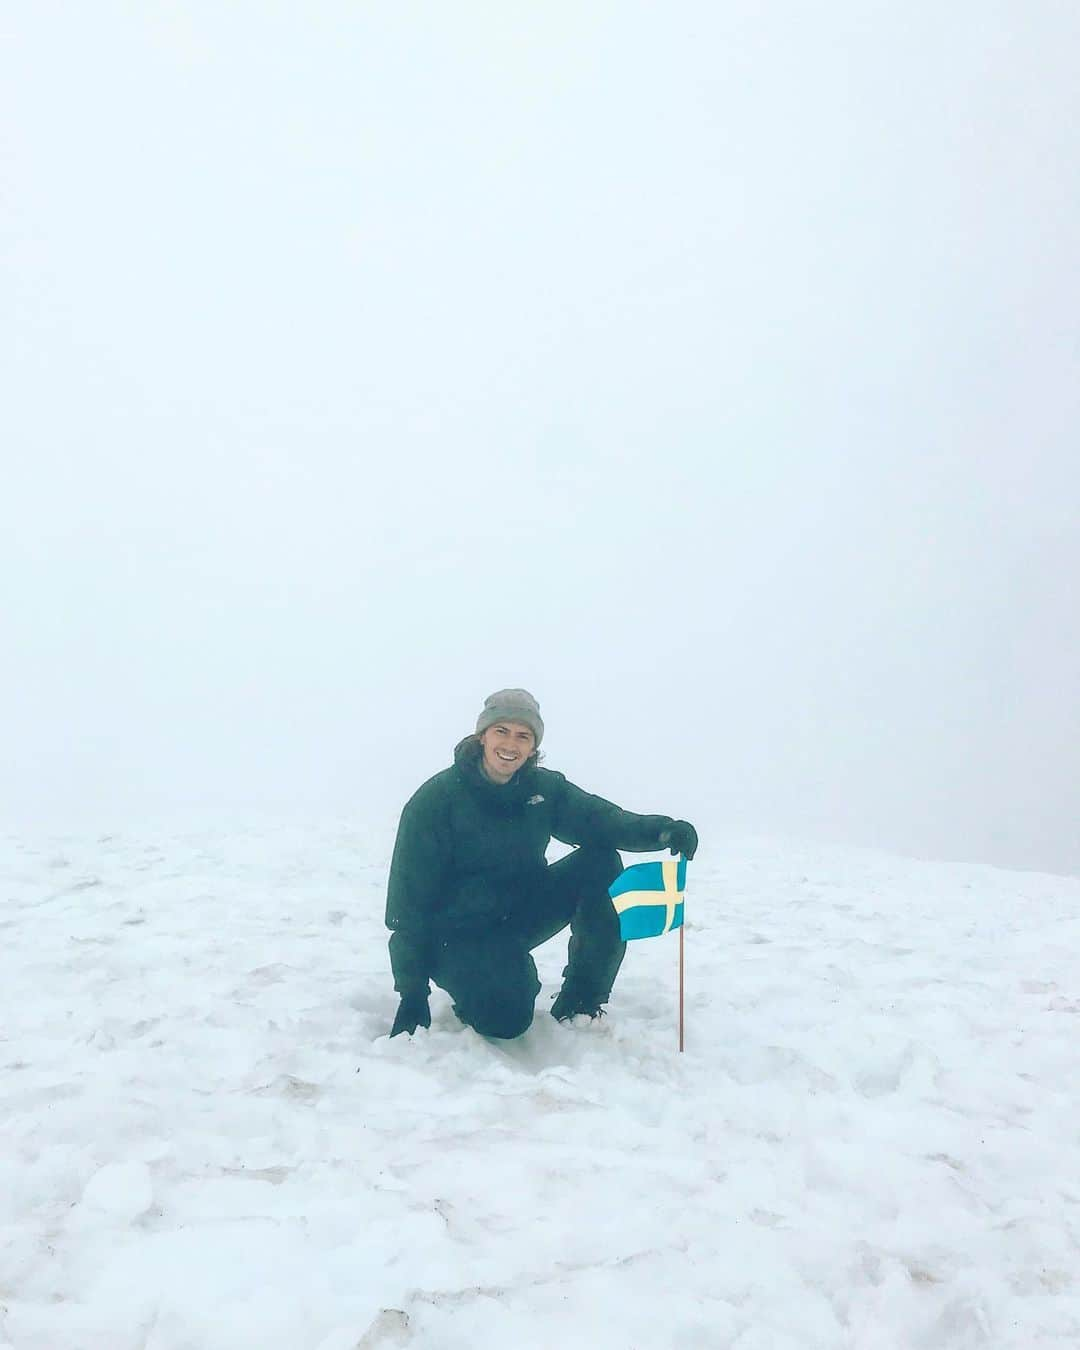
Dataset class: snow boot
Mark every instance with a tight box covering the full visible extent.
[550,981,607,1023]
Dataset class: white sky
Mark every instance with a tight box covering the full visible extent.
[3,1,1079,875]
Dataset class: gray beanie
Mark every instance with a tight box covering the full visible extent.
[475,688,544,747]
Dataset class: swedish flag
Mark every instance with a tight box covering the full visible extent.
[609,857,686,941]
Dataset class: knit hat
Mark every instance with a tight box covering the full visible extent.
[475,688,544,747]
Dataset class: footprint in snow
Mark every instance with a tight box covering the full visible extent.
[250,1074,321,1101]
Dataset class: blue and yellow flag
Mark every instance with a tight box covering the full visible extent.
[609,857,686,940]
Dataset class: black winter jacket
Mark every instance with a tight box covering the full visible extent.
[385,743,677,995]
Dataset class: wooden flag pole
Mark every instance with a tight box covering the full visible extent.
[678,920,685,1052]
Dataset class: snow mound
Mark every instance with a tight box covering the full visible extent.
[80,1162,154,1222]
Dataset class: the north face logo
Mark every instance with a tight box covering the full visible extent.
[526,795,545,806]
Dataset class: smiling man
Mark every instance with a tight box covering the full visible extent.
[384,688,698,1040]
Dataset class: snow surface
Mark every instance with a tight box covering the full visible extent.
[3,824,1080,1349]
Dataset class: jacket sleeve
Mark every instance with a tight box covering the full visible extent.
[384,784,446,997]
[550,773,676,853]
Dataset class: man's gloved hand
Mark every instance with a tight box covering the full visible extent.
[662,820,699,861]
[390,991,431,1038]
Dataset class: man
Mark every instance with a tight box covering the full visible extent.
[385,688,698,1040]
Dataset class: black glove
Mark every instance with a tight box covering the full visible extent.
[390,991,431,1038]
[662,820,698,861]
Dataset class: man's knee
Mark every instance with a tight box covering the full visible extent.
[467,999,536,1040]
[579,845,622,888]
[449,959,540,1040]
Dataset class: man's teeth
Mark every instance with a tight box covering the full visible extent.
[497,751,518,761]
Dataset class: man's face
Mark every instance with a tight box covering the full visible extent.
[478,721,536,783]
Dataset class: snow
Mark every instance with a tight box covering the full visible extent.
[3,824,1080,1349]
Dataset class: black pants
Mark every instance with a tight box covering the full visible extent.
[431,846,625,1039]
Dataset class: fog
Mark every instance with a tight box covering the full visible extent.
[4,2,1078,875]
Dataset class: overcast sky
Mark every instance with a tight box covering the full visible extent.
[4,2,1078,875]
